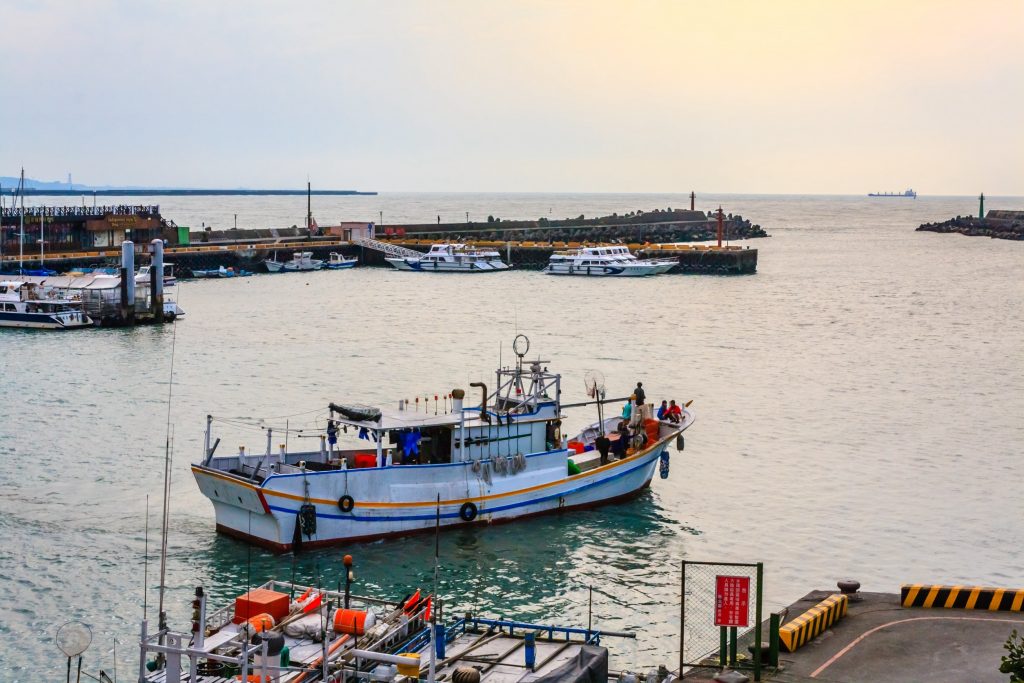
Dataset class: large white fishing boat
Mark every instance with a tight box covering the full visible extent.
[192,336,693,551]
[0,280,93,329]
[543,246,677,277]
[385,244,511,272]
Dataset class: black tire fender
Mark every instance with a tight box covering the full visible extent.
[459,501,478,522]
[338,494,355,513]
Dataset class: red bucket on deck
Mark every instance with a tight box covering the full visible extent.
[354,453,378,468]
[567,441,585,455]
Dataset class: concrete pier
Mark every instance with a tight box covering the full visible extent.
[685,587,1024,682]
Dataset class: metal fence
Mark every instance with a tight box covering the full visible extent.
[680,561,764,680]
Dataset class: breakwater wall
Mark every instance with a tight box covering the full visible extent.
[918,210,1024,241]
[386,208,767,243]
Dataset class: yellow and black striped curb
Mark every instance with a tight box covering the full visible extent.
[778,594,848,653]
[901,584,1024,611]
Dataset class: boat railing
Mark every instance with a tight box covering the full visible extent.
[449,616,637,646]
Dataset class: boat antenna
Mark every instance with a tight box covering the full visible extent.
[19,168,25,275]
[156,290,181,651]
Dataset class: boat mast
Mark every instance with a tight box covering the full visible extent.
[306,179,311,232]
[19,168,25,275]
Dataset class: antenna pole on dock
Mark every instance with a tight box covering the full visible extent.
[717,207,724,248]
[979,192,985,220]
[690,191,695,211]
[19,168,25,274]
[306,180,312,232]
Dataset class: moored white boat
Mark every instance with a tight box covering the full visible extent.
[0,280,93,329]
[325,252,358,269]
[543,246,677,277]
[192,336,693,551]
[385,244,510,272]
[284,251,324,271]
[135,262,177,287]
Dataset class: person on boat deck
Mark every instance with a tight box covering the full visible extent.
[657,400,669,420]
[621,399,633,421]
[633,382,646,407]
[613,421,630,459]
[667,400,682,423]
[595,433,611,465]
[327,420,338,453]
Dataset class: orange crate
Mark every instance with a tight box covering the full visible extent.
[233,589,290,624]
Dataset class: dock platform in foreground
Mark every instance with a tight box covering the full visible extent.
[688,589,1024,682]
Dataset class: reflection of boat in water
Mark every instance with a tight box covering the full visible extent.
[385,244,511,272]
[325,252,358,270]
[0,280,92,329]
[868,188,916,198]
[192,335,694,551]
[543,246,676,277]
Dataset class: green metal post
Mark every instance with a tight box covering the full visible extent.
[754,563,764,681]
[729,627,737,665]
[979,192,985,220]
[679,561,685,679]
[720,627,727,667]
[769,612,781,667]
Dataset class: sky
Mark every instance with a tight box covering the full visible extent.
[2,0,1022,194]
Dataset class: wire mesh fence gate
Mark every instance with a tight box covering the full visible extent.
[680,561,764,680]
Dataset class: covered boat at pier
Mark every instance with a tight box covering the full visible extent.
[385,244,510,272]
[192,336,694,551]
[0,280,92,329]
[543,245,677,277]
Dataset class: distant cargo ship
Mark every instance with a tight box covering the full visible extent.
[869,188,917,198]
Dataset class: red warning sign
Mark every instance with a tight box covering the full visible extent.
[715,575,750,627]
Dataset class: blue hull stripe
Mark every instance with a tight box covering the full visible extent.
[266,450,658,522]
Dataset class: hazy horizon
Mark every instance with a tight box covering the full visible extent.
[3,0,1022,195]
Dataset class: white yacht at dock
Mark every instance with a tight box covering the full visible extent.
[543,245,677,277]
[0,280,92,329]
[192,336,693,551]
[385,244,511,272]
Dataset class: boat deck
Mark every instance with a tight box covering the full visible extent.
[426,622,610,682]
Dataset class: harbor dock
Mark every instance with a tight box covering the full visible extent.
[685,582,1024,682]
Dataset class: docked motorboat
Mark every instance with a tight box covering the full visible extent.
[385,244,510,272]
[0,280,92,329]
[192,266,250,278]
[130,560,639,683]
[192,335,694,550]
[284,252,324,272]
[135,262,177,287]
[543,246,677,277]
[325,252,358,270]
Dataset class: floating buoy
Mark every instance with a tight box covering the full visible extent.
[332,608,376,636]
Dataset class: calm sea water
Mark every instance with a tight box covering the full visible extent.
[1,193,1022,680]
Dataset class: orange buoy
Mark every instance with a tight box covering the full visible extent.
[245,613,275,633]
[333,608,376,636]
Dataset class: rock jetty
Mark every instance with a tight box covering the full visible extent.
[918,210,1024,241]
[390,208,769,244]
